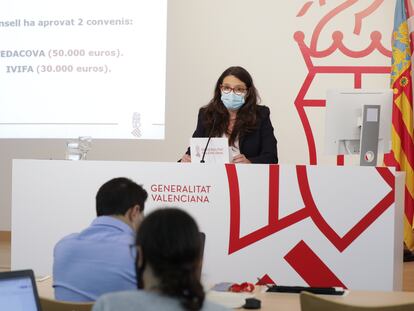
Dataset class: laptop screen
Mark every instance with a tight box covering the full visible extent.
[0,270,41,311]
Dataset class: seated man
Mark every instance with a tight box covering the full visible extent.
[53,177,148,301]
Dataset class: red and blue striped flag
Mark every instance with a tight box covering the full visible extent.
[388,0,414,250]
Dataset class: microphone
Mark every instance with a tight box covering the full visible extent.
[200,116,217,163]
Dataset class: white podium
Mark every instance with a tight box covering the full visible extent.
[12,160,404,290]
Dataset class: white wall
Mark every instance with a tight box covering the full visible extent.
[0,0,395,230]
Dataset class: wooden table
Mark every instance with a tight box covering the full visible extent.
[37,278,414,310]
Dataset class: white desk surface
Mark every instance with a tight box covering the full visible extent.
[37,278,414,311]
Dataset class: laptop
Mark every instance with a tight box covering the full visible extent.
[0,270,42,311]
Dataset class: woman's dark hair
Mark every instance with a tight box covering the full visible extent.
[203,66,261,146]
[136,208,204,311]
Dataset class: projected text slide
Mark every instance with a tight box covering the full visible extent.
[0,0,167,139]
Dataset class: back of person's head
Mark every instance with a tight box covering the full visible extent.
[96,177,148,216]
[136,208,204,311]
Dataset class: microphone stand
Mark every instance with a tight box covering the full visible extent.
[200,117,216,163]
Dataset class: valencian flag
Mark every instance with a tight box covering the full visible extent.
[388,0,414,250]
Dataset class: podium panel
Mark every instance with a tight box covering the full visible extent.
[12,160,404,290]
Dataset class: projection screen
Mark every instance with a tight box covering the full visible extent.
[0,0,167,139]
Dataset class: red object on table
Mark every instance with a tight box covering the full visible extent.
[229,282,255,293]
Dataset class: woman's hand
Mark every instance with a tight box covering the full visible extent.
[232,154,251,164]
[180,154,192,163]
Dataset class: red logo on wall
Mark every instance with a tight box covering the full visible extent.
[294,0,391,165]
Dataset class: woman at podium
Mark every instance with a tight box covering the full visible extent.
[180,66,278,164]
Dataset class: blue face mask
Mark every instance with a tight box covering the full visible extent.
[221,92,245,110]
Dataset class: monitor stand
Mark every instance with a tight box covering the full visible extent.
[359,105,381,166]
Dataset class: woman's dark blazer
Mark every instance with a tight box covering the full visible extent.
[187,105,278,164]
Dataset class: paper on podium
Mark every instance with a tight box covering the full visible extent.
[190,137,230,163]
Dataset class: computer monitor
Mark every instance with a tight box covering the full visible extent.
[0,270,42,311]
[324,89,392,159]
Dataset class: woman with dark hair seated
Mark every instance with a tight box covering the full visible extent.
[180,66,278,164]
[92,208,228,311]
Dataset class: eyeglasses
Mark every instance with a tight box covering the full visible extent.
[220,85,248,96]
